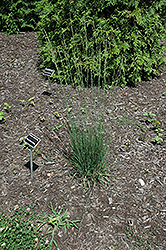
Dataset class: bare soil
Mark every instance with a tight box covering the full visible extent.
[0,32,166,250]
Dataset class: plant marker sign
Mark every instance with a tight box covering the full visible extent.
[24,133,41,180]
[43,68,55,98]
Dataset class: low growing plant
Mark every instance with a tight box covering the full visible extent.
[40,116,46,122]
[0,204,47,249]
[0,111,6,123]
[143,112,156,123]
[53,123,63,130]
[37,202,80,250]
[28,96,35,106]
[143,112,164,144]
[4,102,11,113]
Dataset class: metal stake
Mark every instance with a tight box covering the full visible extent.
[30,147,33,180]
[48,77,54,99]
[43,68,55,99]
[23,133,41,180]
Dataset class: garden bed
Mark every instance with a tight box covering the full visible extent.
[0,32,166,249]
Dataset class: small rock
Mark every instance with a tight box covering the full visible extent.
[163,177,166,185]
[45,239,49,245]
[108,197,113,204]
[127,219,134,226]
[14,205,19,210]
[138,178,145,186]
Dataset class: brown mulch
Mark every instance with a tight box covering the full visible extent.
[0,31,166,250]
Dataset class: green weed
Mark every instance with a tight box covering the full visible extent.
[37,202,80,250]
[40,116,46,122]
[20,100,25,106]
[0,111,6,123]
[28,96,35,106]
[4,102,11,113]
[144,112,164,144]
[53,124,63,130]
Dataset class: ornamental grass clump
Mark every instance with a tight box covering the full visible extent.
[64,117,111,190]
[42,22,115,192]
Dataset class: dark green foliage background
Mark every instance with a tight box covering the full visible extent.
[0,0,40,33]
[0,0,166,87]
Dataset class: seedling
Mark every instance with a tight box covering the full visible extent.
[163,92,166,96]
[53,124,63,130]
[143,112,156,123]
[145,169,150,173]
[13,171,17,175]
[68,107,72,113]
[19,137,28,146]
[37,202,80,250]
[21,62,24,67]
[40,116,46,122]
[81,108,86,114]
[28,97,35,106]
[125,139,130,146]
[155,119,162,129]
[143,112,164,144]
[4,102,11,113]
[20,100,25,106]
[152,135,163,144]
[55,112,60,118]
[49,98,53,104]
[0,112,6,123]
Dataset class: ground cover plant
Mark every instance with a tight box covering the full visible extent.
[0,203,80,249]
[0,204,46,249]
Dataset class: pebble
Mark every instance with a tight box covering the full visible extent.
[45,239,49,245]
[108,197,113,204]
[14,205,19,210]
[138,178,145,186]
